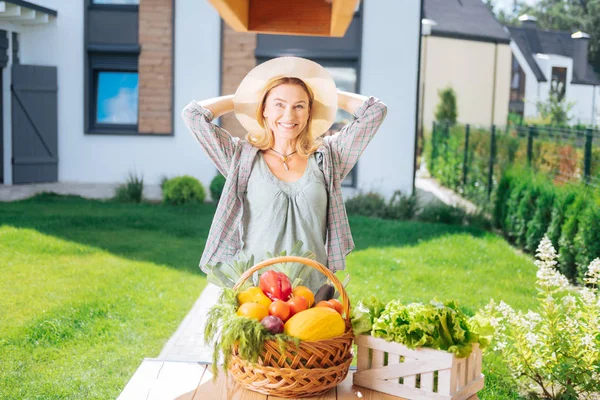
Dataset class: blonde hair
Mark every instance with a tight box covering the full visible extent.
[246,77,322,156]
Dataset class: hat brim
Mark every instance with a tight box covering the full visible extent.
[233,57,338,139]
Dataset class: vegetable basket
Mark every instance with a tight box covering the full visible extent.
[228,256,354,398]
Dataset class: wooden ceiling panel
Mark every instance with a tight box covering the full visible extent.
[209,0,359,37]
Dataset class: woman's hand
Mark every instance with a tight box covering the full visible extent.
[337,90,369,115]
[199,95,235,119]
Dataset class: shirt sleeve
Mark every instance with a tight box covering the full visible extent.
[181,100,240,177]
[324,96,388,181]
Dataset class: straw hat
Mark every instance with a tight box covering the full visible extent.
[233,57,338,138]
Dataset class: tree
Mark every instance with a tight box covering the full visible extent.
[535,91,575,126]
[435,86,458,125]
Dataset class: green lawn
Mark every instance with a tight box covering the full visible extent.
[0,194,535,399]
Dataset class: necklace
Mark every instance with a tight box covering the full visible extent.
[269,148,297,171]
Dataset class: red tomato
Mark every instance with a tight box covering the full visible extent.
[259,270,292,301]
[268,300,291,322]
[328,298,344,315]
[287,296,309,317]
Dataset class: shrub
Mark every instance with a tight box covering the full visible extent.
[210,174,226,203]
[383,190,418,220]
[344,192,387,218]
[493,171,513,230]
[114,171,144,203]
[480,236,600,399]
[418,202,467,225]
[546,186,577,249]
[558,195,586,281]
[503,175,530,242]
[574,202,600,281]
[514,182,541,249]
[162,175,206,205]
[525,180,555,253]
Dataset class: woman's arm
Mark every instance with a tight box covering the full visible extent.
[181,94,239,177]
[337,91,369,115]
[199,94,235,119]
[326,95,388,181]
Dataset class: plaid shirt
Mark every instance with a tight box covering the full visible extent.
[181,96,387,273]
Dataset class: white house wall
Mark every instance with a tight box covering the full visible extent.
[11,0,222,189]
[570,84,598,126]
[356,0,420,198]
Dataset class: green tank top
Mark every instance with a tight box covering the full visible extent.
[239,152,328,290]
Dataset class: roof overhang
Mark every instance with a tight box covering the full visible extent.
[208,0,360,37]
[0,0,57,26]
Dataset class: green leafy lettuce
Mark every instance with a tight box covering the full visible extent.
[371,299,488,358]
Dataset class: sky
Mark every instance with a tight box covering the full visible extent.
[492,0,540,14]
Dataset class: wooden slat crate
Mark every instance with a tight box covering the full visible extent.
[354,335,484,400]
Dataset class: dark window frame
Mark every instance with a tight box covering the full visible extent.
[86,51,140,135]
[551,66,567,101]
[90,63,139,133]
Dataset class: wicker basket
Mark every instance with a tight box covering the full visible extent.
[229,256,354,398]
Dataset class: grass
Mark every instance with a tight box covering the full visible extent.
[0,194,210,399]
[0,194,537,399]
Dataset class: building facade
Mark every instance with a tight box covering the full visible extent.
[419,0,512,131]
[508,16,600,127]
[1,0,422,199]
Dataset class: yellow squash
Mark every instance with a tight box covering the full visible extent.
[284,307,345,341]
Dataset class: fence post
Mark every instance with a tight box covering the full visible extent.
[584,128,593,183]
[462,124,470,186]
[527,125,534,166]
[431,121,437,173]
[488,125,497,199]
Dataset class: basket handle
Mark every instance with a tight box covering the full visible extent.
[233,256,351,323]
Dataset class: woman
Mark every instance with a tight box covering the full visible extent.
[182,57,387,289]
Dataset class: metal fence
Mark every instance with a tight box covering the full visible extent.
[427,121,600,205]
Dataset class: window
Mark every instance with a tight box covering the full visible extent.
[93,0,139,4]
[551,67,567,101]
[510,55,526,102]
[88,52,139,133]
[95,71,138,125]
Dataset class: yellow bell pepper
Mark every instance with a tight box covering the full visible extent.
[237,287,272,308]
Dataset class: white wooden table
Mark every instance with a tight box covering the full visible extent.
[119,360,480,400]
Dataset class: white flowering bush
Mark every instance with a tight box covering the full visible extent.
[480,236,600,399]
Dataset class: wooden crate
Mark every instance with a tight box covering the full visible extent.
[353,335,484,400]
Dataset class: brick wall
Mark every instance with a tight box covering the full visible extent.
[138,0,173,134]
[220,24,257,138]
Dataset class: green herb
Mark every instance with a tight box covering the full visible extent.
[204,288,301,377]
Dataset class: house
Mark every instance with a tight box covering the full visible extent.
[0,0,422,199]
[419,0,512,132]
[508,15,600,126]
